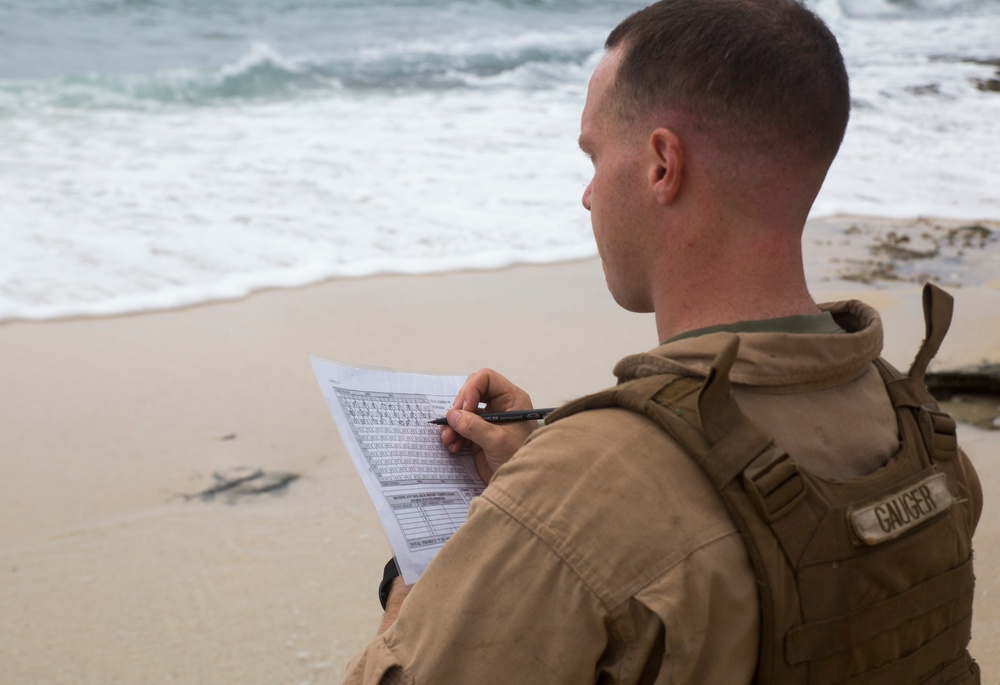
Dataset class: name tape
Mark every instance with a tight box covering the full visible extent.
[849,473,955,546]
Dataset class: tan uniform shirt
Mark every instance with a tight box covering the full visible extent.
[342,300,941,684]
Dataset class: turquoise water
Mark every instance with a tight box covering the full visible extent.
[2,0,999,320]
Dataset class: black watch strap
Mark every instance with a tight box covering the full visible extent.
[378,557,400,610]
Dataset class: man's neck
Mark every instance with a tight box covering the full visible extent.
[651,232,819,343]
[645,143,827,343]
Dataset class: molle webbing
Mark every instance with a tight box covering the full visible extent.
[546,284,978,684]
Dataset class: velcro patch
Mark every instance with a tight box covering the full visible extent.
[849,473,955,545]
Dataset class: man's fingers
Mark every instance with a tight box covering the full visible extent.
[439,425,468,454]
[451,369,491,411]
[446,409,517,460]
[446,409,491,445]
[447,408,532,472]
[452,368,531,413]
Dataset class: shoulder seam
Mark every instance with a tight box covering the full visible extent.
[480,486,613,607]
[483,483,741,611]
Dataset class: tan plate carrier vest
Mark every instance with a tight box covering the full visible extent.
[547,285,979,684]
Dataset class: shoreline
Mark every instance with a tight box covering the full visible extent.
[1,223,998,683]
[3,213,997,328]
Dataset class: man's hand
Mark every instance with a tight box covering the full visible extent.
[440,368,537,484]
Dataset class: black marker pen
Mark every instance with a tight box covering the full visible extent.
[428,408,555,426]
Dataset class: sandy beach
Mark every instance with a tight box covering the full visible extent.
[1,217,998,684]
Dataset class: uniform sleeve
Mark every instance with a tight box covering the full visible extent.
[342,636,411,685]
[341,494,612,685]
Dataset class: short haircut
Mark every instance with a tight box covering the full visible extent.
[605,0,850,163]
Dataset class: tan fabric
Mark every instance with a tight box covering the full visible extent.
[343,300,933,685]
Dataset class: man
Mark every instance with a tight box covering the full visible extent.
[343,0,982,682]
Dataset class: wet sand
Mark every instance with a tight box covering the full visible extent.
[1,217,998,683]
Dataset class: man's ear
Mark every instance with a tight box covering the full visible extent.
[649,128,682,206]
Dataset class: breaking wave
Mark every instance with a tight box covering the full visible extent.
[0,39,596,113]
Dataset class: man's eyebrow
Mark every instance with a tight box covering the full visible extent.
[577,135,591,153]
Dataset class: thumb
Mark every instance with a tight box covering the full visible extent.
[446,409,493,444]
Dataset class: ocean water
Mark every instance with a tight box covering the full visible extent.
[2,0,999,321]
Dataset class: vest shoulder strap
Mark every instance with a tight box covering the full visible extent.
[910,283,955,383]
[545,372,707,454]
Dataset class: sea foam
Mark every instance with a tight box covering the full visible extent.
[1,0,999,321]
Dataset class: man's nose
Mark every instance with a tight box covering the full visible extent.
[582,182,592,211]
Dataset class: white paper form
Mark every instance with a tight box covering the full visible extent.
[310,356,484,584]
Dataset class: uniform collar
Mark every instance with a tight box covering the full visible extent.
[615,300,883,392]
[664,311,845,344]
